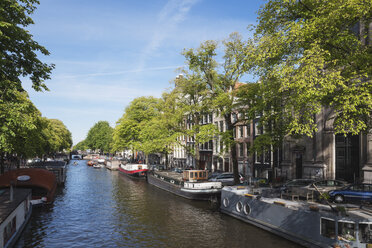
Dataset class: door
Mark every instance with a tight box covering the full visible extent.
[336,134,359,183]
[295,153,302,179]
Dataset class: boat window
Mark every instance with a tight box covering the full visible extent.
[359,223,372,243]
[243,203,251,215]
[223,198,229,207]
[203,171,206,178]
[199,172,202,178]
[190,172,194,178]
[236,201,243,212]
[327,180,335,186]
[320,218,336,239]
[315,181,327,187]
[338,221,356,242]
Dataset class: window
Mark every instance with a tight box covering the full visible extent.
[239,143,244,157]
[246,124,251,136]
[219,121,224,132]
[359,223,372,243]
[246,142,250,156]
[209,140,213,150]
[244,203,251,215]
[209,114,212,123]
[321,218,336,239]
[233,128,236,138]
[255,152,262,163]
[236,201,243,212]
[240,126,244,138]
[3,216,17,246]
[338,221,356,241]
[264,150,271,163]
[223,198,229,207]
[232,113,237,123]
[255,122,262,136]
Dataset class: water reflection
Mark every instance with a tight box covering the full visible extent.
[16,161,301,247]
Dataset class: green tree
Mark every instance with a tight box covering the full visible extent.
[171,72,217,170]
[0,0,54,172]
[0,0,54,91]
[85,121,113,154]
[0,86,41,172]
[182,33,249,181]
[250,0,372,136]
[113,96,165,162]
[74,140,88,151]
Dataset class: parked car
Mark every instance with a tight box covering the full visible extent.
[208,171,222,180]
[209,172,244,186]
[280,179,316,192]
[150,164,165,171]
[329,184,372,203]
[293,179,348,200]
[171,167,183,173]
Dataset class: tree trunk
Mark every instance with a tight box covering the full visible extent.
[0,152,4,174]
[225,114,240,184]
[195,145,201,170]
[165,150,169,169]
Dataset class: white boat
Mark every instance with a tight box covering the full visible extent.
[0,188,32,248]
[147,170,222,201]
[93,164,103,168]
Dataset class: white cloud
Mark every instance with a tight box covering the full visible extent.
[136,0,200,71]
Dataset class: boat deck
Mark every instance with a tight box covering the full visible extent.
[154,171,183,181]
[224,186,372,220]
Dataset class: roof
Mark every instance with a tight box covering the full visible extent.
[0,168,57,203]
[0,188,31,224]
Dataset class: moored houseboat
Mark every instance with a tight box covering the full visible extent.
[26,161,67,185]
[0,188,32,248]
[0,168,57,206]
[220,186,372,248]
[147,169,222,201]
[118,163,148,178]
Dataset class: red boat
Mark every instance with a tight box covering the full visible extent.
[118,163,148,178]
[0,168,57,205]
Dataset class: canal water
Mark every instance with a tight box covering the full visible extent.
[16,160,302,248]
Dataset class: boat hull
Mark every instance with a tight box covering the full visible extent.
[147,173,220,201]
[220,187,369,248]
[118,167,148,178]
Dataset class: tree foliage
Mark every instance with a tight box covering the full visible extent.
[85,121,113,153]
[247,0,372,136]
[0,0,54,91]
[113,97,161,152]
[181,33,249,179]
[0,0,55,172]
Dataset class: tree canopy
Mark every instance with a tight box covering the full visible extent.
[85,121,113,153]
[0,0,55,172]
[246,0,372,137]
[0,0,54,91]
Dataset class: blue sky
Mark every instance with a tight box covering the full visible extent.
[23,0,265,145]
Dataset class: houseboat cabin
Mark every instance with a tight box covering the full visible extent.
[183,170,208,182]
[0,188,32,248]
